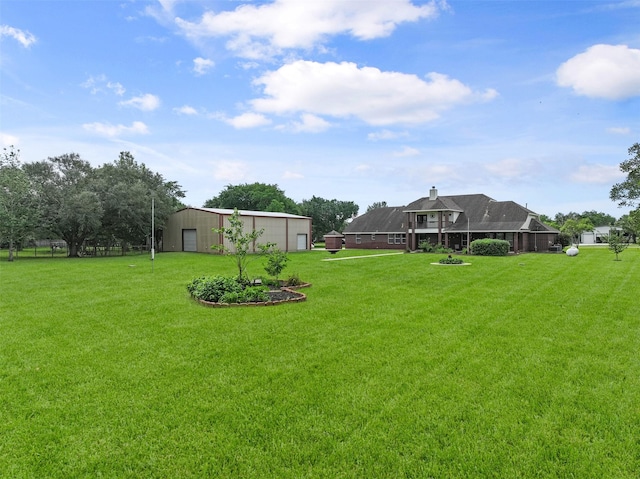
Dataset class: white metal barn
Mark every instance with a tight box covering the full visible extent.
[163,207,312,254]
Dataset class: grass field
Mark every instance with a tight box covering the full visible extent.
[1,247,639,478]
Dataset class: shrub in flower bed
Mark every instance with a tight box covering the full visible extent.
[187,276,269,304]
[439,257,464,264]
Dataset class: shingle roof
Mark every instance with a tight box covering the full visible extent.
[344,194,559,234]
[344,206,406,233]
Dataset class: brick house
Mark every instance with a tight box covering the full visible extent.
[343,187,559,253]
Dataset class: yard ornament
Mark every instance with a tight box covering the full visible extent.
[566,246,579,256]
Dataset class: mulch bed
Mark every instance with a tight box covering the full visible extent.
[195,283,311,308]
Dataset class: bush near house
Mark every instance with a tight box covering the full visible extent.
[471,238,510,256]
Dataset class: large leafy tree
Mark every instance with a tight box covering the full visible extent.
[204,182,300,215]
[610,142,640,207]
[0,147,39,261]
[95,151,185,251]
[23,153,102,257]
[560,218,594,246]
[618,210,640,243]
[299,196,359,241]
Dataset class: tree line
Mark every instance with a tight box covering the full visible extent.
[0,148,185,261]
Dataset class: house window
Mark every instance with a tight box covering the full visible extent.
[356,234,361,244]
[388,233,406,244]
[371,233,376,241]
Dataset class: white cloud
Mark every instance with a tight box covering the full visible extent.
[291,113,331,133]
[119,93,161,111]
[174,0,444,59]
[223,112,272,129]
[193,57,214,75]
[570,164,624,184]
[556,44,640,100]
[250,61,481,126]
[483,158,536,179]
[368,129,409,141]
[107,81,126,96]
[81,75,126,96]
[1,132,20,147]
[0,25,37,48]
[174,105,198,115]
[83,121,150,137]
[393,146,420,157]
[607,126,631,135]
[212,160,250,182]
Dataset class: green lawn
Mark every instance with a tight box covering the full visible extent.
[1,247,639,478]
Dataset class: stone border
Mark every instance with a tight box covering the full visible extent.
[430,262,472,266]
[194,283,310,308]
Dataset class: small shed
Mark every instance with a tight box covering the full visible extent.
[323,230,344,253]
[163,207,312,254]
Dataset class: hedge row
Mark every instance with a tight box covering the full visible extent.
[470,239,510,256]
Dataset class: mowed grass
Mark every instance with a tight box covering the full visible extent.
[0,247,639,478]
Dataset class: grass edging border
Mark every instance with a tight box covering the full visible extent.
[194,283,311,308]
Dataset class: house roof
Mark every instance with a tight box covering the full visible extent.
[344,206,406,233]
[177,206,310,220]
[344,193,559,234]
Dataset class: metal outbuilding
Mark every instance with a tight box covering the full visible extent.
[163,207,312,254]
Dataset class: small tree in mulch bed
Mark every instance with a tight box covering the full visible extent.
[212,208,270,283]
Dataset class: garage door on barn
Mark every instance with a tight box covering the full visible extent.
[297,234,307,250]
[182,229,197,252]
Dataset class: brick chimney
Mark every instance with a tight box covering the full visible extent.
[429,186,438,200]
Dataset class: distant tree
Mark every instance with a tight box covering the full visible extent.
[603,230,630,261]
[610,142,640,207]
[560,218,594,246]
[367,201,387,212]
[618,209,640,243]
[95,151,185,251]
[299,196,359,241]
[539,214,560,230]
[579,210,616,228]
[204,183,300,215]
[212,208,266,283]
[553,211,581,226]
[23,153,102,257]
[0,147,39,261]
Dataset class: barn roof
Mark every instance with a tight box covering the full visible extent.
[177,207,310,220]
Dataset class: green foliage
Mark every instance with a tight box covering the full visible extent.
[560,218,594,245]
[418,241,452,254]
[299,195,359,241]
[603,230,630,261]
[285,272,302,286]
[0,147,39,261]
[95,151,185,250]
[439,256,464,264]
[212,208,266,282]
[366,201,388,212]
[262,244,289,280]
[21,151,184,257]
[418,240,434,252]
[188,276,269,303]
[610,142,640,207]
[204,182,301,215]
[471,238,510,256]
[187,275,243,302]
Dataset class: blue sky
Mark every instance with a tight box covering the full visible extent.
[2,0,639,219]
